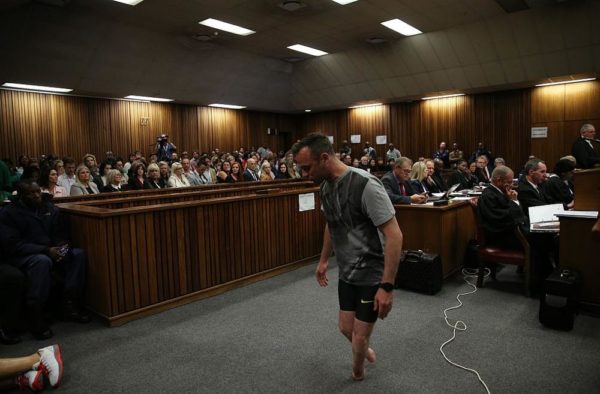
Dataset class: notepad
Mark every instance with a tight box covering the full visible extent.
[529,203,564,232]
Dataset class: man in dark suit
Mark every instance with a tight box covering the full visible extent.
[517,158,551,217]
[477,165,525,249]
[474,155,492,184]
[243,158,259,181]
[479,165,556,290]
[572,123,600,169]
[381,157,427,204]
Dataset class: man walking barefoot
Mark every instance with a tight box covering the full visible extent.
[293,133,403,380]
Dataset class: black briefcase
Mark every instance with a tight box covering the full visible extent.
[394,250,443,295]
[539,268,580,331]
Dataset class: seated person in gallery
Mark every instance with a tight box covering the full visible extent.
[543,158,575,209]
[449,159,476,191]
[517,159,551,218]
[381,157,427,204]
[0,181,90,340]
[477,166,556,288]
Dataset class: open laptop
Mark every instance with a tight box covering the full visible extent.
[428,183,461,202]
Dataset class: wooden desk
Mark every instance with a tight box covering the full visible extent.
[394,200,476,277]
[559,216,600,309]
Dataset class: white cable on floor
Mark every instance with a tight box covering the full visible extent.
[439,268,491,394]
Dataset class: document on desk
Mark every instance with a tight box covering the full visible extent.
[555,211,598,219]
[529,203,564,232]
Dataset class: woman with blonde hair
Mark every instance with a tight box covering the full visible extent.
[410,161,430,194]
[70,165,100,196]
[102,169,128,192]
[147,163,165,188]
[168,162,190,188]
[259,161,274,181]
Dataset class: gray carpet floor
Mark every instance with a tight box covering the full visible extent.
[2,260,599,393]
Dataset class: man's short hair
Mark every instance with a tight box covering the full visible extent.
[494,157,505,165]
[580,123,595,134]
[291,132,334,159]
[553,159,575,175]
[16,180,38,196]
[491,165,513,181]
[62,156,75,166]
[524,158,544,174]
[393,157,412,168]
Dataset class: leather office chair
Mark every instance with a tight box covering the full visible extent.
[469,199,531,295]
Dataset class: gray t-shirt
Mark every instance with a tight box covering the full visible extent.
[320,167,396,286]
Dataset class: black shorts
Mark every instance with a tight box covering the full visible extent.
[338,280,379,323]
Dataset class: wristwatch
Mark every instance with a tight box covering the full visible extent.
[379,282,394,293]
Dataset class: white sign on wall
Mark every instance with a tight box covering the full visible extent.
[376,135,387,145]
[350,134,361,144]
[298,193,315,212]
[531,127,548,139]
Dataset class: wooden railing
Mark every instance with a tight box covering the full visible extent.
[57,183,325,326]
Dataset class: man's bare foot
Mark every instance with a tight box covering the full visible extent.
[352,370,365,381]
[366,348,376,363]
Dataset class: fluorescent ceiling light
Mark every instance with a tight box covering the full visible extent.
[348,103,382,109]
[535,78,596,87]
[422,93,465,100]
[199,18,255,36]
[209,103,246,109]
[111,0,144,5]
[381,18,422,36]
[124,95,173,102]
[305,109,312,112]
[287,44,328,57]
[331,0,359,4]
[2,83,72,93]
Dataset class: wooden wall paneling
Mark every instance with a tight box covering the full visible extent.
[163,209,174,299]
[129,215,141,309]
[347,104,391,159]
[86,98,113,162]
[112,216,125,313]
[109,100,151,160]
[13,91,53,160]
[531,85,565,123]
[491,89,532,169]
[419,99,440,158]
[472,93,496,161]
[154,211,166,301]
[208,204,220,284]
[119,217,133,312]
[136,213,149,307]
[104,217,118,316]
[0,90,16,161]
[185,207,196,293]
[248,112,289,155]
[195,206,209,290]
[175,210,187,296]
[389,103,410,159]
[564,81,600,121]
[198,107,249,153]
[144,212,159,305]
